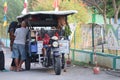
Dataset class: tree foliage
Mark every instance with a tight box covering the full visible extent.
[83,0,108,25]
[0,0,23,23]
[29,0,54,11]
[111,0,120,23]
[106,0,120,23]
[106,1,114,18]
[83,0,120,24]
[0,0,24,38]
[29,0,90,24]
[60,0,90,23]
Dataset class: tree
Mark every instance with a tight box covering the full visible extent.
[60,0,90,24]
[30,0,90,24]
[82,0,108,25]
[83,0,120,24]
[112,0,120,24]
[0,0,24,23]
[29,0,54,11]
[0,0,24,38]
[28,0,39,11]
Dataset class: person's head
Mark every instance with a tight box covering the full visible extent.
[8,21,18,33]
[21,21,26,28]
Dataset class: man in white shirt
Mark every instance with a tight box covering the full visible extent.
[12,21,28,71]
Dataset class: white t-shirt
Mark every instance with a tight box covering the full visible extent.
[14,27,28,45]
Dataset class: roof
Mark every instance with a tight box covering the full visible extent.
[17,10,78,19]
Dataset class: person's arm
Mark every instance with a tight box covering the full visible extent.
[10,31,15,40]
[9,31,15,51]
[14,29,17,38]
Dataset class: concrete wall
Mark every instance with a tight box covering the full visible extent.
[70,49,120,69]
[116,59,120,69]
[74,52,90,63]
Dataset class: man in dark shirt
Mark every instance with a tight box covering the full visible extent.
[8,21,19,71]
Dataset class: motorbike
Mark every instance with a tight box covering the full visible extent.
[16,10,77,75]
[25,31,65,75]
[50,35,61,75]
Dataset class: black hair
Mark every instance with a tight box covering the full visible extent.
[8,21,19,33]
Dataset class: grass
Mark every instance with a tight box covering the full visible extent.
[71,60,94,67]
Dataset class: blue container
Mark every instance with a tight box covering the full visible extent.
[30,42,38,53]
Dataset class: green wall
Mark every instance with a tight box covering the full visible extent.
[88,14,109,24]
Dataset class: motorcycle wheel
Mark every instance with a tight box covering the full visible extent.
[25,57,31,70]
[54,57,61,75]
[61,53,65,69]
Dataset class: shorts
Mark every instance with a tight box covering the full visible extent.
[12,43,26,61]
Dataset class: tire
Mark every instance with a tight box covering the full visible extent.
[54,57,61,75]
[61,53,65,69]
[25,57,31,70]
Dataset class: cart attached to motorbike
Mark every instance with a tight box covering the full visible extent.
[17,10,77,75]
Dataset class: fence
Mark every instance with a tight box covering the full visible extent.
[70,49,120,69]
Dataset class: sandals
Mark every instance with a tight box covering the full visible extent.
[10,66,16,71]
[16,68,24,72]
[1,69,9,72]
[19,68,24,71]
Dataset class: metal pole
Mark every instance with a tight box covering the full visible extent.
[92,24,94,52]
[74,30,76,49]
[101,26,104,52]
[91,7,96,64]
[92,8,96,52]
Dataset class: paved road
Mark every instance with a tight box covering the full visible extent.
[0,48,120,80]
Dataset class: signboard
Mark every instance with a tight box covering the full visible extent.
[81,24,92,48]
[94,25,102,46]
[37,41,43,54]
[59,40,70,54]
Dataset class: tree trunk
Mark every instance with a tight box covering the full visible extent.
[114,10,119,24]
[109,18,112,24]
[101,13,107,53]
[103,14,107,26]
[112,0,120,24]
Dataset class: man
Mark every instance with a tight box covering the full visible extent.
[0,39,8,72]
[12,21,28,71]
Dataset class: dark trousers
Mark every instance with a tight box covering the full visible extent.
[0,51,5,70]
